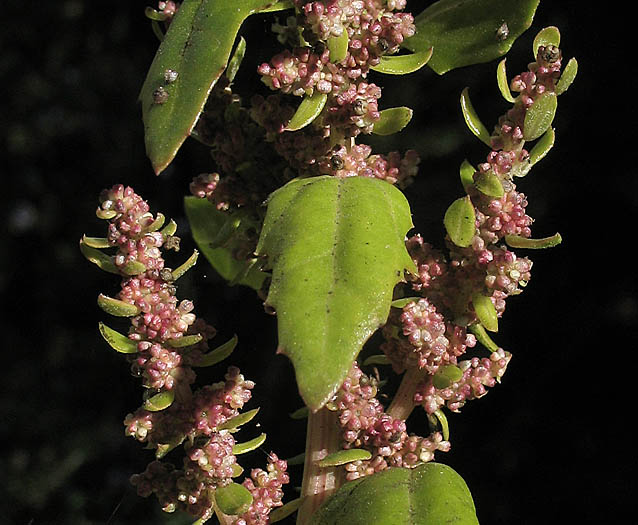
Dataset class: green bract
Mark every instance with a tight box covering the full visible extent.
[184,197,266,290]
[311,463,478,525]
[372,107,414,136]
[405,0,539,74]
[140,0,292,174]
[444,196,476,248]
[214,482,253,516]
[256,176,415,410]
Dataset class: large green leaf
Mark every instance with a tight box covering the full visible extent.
[311,463,479,525]
[405,0,539,74]
[140,0,292,174]
[256,176,415,410]
[184,196,266,290]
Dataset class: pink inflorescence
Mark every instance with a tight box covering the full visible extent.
[330,363,450,480]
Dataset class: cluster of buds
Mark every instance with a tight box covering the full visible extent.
[328,362,450,481]
[83,186,288,523]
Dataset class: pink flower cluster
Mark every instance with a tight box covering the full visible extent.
[329,363,450,480]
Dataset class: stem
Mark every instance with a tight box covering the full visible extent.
[296,408,341,524]
[386,367,427,421]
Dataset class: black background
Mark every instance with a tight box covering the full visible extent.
[2,1,634,524]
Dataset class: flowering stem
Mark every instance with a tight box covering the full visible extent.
[297,407,342,524]
[387,367,427,421]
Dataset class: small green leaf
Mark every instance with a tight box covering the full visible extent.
[496,58,515,103]
[459,159,476,192]
[317,449,372,467]
[327,31,349,63]
[391,297,420,308]
[172,250,199,280]
[460,88,491,147]
[97,294,141,317]
[533,26,560,57]
[80,241,119,274]
[432,365,464,389]
[523,92,557,141]
[290,406,309,419]
[285,453,306,466]
[231,463,244,478]
[195,334,238,367]
[521,127,555,175]
[372,107,413,136]
[141,0,292,174]
[469,323,499,352]
[184,197,266,290]
[444,196,476,248]
[161,219,178,237]
[226,36,247,82]
[121,260,147,276]
[285,91,328,131]
[98,322,137,354]
[474,171,504,198]
[370,48,433,75]
[144,390,175,412]
[472,293,498,332]
[214,482,253,516]
[81,235,111,249]
[269,497,302,523]
[232,433,267,455]
[96,208,117,220]
[145,6,169,21]
[216,408,260,431]
[209,215,242,249]
[256,176,415,411]
[145,212,166,233]
[311,463,478,525]
[362,354,391,366]
[556,57,578,95]
[404,0,539,75]
[505,233,562,249]
[166,334,203,348]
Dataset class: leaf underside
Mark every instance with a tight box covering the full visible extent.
[140,0,289,174]
[405,0,540,74]
[256,176,415,411]
[311,463,479,525]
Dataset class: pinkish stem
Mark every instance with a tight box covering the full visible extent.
[296,407,342,524]
[386,367,427,421]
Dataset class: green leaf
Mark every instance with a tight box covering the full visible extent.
[505,233,562,249]
[98,322,137,354]
[172,250,199,280]
[214,482,253,516]
[362,354,391,366]
[404,0,539,75]
[81,235,111,249]
[472,292,498,332]
[226,36,247,82]
[311,463,478,525]
[145,212,166,233]
[523,92,557,141]
[121,260,147,276]
[372,107,413,136]
[370,48,433,75]
[161,219,178,237]
[144,390,175,412]
[521,127,555,175]
[460,88,491,147]
[474,171,504,197]
[289,406,309,419]
[232,433,267,455]
[459,159,476,192]
[166,334,203,348]
[195,334,239,367]
[97,294,141,317]
[184,197,266,290]
[285,91,328,131]
[140,0,293,174]
[256,176,415,410]
[533,26,560,57]
[432,365,464,389]
[269,497,302,523]
[496,58,515,103]
[556,57,578,95]
[317,449,372,467]
[444,196,476,248]
[327,31,349,63]
[79,240,119,275]
[469,323,499,352]
[216,407,260,431]
[391,297,420,308]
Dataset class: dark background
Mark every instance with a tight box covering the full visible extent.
[2,1,634,524]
